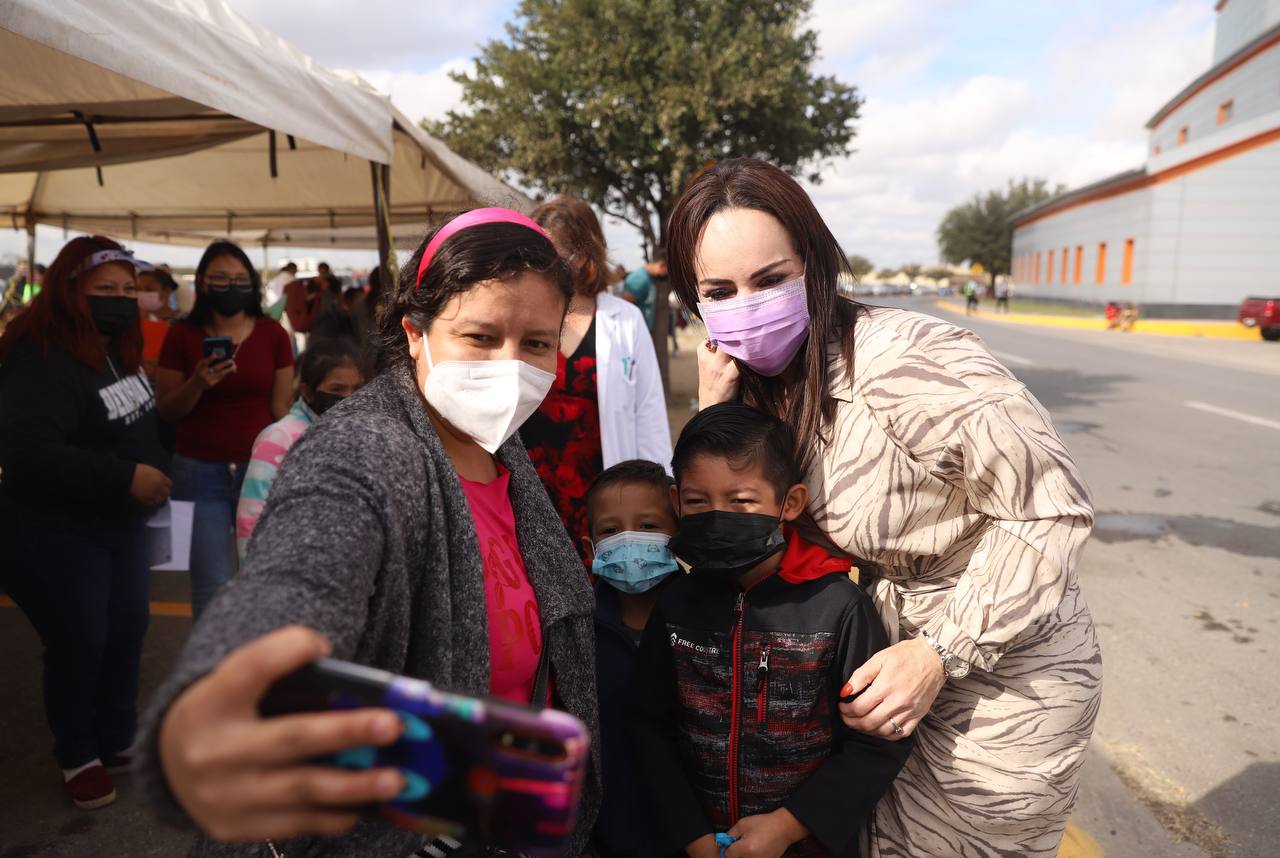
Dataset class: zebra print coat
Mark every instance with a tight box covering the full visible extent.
[806,307,1102,858]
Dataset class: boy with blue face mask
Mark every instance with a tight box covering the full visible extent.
[583,459,681,858]
[630,404,913,858]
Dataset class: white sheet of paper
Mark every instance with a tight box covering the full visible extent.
[148,500,194,572]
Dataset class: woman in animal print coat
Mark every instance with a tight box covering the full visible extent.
[668,158,1101,858]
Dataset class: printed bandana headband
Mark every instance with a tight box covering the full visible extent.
[415,207,550,287]
[71,248,152,280]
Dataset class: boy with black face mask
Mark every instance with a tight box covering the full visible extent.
[630,404,913,858]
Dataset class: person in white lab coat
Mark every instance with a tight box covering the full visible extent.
[523,196,672,558]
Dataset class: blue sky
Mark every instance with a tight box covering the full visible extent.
[2,0,1218,271]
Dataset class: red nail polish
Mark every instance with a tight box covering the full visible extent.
[840,682,854,698]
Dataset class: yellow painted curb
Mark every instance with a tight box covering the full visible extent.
[936,301,1262,341]
[1057,819,1104,858]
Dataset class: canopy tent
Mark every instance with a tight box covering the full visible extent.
[0,104,532,251]
[0,0,391,168]
[0,0,530,270]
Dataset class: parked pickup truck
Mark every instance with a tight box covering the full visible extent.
[1238,297,1280,341]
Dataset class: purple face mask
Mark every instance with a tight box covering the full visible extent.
[698,275,810,376]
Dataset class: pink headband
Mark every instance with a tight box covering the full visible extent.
[415,207,550,287]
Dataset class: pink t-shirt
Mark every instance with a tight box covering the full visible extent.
[458,466,543,704]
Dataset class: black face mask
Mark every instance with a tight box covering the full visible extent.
[88,295,139,337]
[207,287,252,317]
[307,391,346,415]
[669,510,786,585]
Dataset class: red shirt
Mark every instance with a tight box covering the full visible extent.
[141,319,169,364]
[458,466,543,704]
[159,318,294,462]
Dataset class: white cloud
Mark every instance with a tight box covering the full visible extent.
[800,0,1216,268]
[1043,0,1214,139]
[221,0,509,70]
[810,0,946,64]
[357,58,472,124]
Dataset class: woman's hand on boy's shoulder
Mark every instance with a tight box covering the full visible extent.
[838,636,944,740]
[726,809,809,858]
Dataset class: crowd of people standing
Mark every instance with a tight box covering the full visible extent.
[0,160,1099,858]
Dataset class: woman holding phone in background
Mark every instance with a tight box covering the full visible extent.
[155,240,293,618]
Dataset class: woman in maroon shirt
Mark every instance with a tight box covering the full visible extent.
[155,241,293,618]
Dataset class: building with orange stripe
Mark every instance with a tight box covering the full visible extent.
[1011,0,1280,317]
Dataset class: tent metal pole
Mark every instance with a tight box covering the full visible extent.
[25,222,36,280]
[371,161,397,290]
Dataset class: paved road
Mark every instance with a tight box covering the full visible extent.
[1,303,1276,857]
[911,298,1280,858]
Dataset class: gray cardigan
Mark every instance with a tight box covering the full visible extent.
[136,365,602,858]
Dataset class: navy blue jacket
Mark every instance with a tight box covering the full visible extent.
[594,580,660,858]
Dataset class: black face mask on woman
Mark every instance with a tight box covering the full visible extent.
[88,295,139,337]
[669,510,787,585]
[207,287,253,317]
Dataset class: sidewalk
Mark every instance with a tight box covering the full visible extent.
[935,300,1260,341]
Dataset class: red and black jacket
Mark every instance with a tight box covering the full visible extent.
[628,529,913,858]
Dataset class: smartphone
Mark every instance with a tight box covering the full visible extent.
[202,336,233,365]
[259,658,590,858]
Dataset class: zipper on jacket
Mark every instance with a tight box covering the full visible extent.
[755,645,770,725]
[729,591,746,824]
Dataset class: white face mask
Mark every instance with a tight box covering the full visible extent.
[420,336,556,454]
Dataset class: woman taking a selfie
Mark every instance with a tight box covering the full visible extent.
[155,241,294,618]
[0,236,170,810]
[135,209,600,857]
[671,159,1100,858]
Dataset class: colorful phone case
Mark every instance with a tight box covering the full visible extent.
[260,659,589,858]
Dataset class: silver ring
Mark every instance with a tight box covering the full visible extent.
[889,717,904,735]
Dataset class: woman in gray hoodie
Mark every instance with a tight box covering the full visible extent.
[135,209,602,857]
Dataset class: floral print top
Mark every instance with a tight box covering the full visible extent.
[520,317,603,561]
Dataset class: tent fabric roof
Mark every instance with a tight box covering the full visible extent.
[0,0,393,164]
[0,1,532,250]
[0,106,532,249]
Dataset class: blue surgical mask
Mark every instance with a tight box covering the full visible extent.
[591,531,679,594]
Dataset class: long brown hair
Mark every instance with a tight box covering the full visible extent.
[667,158,860,467]
[531,196,610,298]
[0,235,143,373]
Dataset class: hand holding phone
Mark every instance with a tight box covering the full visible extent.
[259,657,590,858]
[202,335,234,365]
[159,627,407,843]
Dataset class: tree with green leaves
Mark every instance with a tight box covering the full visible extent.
[846,254,874,279]
[876,268,898,280]
[936,178,1062,289]
[901,263,922,281]
[923,266,953,282]
[428,0,861,382]
[431,0,861,256]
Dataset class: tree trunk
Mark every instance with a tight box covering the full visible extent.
[653,276,671,390]
[651,208,671,391]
